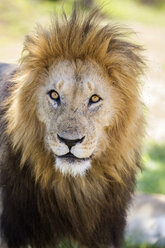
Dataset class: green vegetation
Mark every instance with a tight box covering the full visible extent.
[57,239,164,248]
[0,0,73,44]
[1,0,165,41]
[122,240,164,248]
[58,239,78,248]
[137,142,165,194]
[1,0,165,61]
[96,0,165,26]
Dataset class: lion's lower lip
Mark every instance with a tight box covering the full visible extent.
[57,152,90,161]
[59,152,77,159]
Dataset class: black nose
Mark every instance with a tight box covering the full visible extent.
[57,134,85,149]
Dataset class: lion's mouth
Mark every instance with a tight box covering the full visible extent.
[57,152,91,162]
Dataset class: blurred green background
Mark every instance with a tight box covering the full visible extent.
[0,0,165,247]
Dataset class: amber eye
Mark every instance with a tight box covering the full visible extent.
[48,90,60,101]
[89,94,102,104]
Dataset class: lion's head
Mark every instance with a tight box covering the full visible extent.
[37,59,119,176]
[5,9,145,187]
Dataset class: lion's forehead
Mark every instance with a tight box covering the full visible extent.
[47,60,110,95]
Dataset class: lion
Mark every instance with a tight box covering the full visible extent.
[0,8,145,248]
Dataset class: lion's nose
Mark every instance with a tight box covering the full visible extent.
[57,134,85,149]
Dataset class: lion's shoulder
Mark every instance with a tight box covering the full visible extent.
[0,63,18,164]
[0,63,17,104]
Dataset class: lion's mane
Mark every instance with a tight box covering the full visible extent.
[0,9,145,248]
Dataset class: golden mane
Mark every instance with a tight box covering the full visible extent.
[4,8,145,190]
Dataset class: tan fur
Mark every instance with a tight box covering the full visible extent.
[4,9,145,193]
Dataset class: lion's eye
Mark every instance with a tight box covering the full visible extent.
[89,94,102,104]
[48,90,60,101]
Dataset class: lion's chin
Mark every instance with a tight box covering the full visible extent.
[55,156,91,177]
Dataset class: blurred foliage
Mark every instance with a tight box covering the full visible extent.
[0,0,73,44]
[95,0,165,25]
[137,142,165,194]
[137,0,165,7]
[1,0,165,37]
[122,240,164,248]
[0,0,165,47]
[57,238,165,248]
[57,238,164,248]
[58,238,78,248]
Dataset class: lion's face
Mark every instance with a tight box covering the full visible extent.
[37,60,117,176]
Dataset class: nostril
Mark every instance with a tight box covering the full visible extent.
[57,134,66,143]
[57,134,85,148]
[79,136,85,143]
